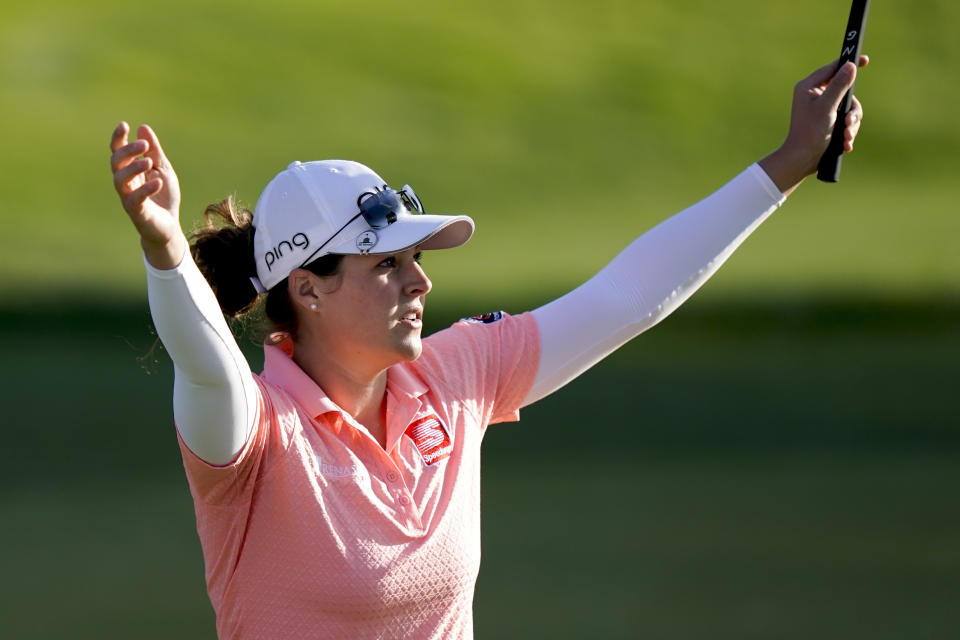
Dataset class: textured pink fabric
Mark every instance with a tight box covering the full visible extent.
[178,312,540,639]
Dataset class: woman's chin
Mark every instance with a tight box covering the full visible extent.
[395,337,424,362]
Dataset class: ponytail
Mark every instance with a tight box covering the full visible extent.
[191,196,260,317]
[191,196,343,336]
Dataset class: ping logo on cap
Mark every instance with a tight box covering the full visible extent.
[264,232,310,271]
[405,414,452,466]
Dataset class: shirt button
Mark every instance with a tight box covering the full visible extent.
[387,471,400,483]
[398,495,411,506]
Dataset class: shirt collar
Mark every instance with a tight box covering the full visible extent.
[260,337,341,418]
[384,365,430,452]
[259,334,430,425]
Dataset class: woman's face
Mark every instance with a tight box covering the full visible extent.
[312,247,432,372]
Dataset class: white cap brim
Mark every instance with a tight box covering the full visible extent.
[325,213,475,256]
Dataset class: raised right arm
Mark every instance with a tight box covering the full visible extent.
[110,122,258,465]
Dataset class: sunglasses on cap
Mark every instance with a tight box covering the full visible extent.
[356,185,424,227]
[298,185,424,267]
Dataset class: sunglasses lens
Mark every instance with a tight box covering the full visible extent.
[357,186,422,230]
[359,191,403,228]
[401,185,423,213]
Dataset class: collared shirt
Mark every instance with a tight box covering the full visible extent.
[178,311,540,640]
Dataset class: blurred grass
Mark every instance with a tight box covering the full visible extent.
[2,0,959,637]
[2,301,958,638]
[0,0,958,300]
[476,453,960,639]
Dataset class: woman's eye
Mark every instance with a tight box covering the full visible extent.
[377,253,420,268]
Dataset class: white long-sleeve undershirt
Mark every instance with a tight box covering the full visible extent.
[524,163,784,405]
[145,163,784,465]
[145,252,259,465]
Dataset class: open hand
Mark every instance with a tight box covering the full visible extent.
[110,122,186,269]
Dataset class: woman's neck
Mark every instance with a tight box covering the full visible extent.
[293,340,390,449]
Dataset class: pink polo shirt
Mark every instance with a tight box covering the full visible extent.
[178,311,540,640]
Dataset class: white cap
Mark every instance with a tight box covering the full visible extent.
[251,160,475,291]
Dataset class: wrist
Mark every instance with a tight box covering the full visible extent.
[758,145,814,196]
[142,234,188,271]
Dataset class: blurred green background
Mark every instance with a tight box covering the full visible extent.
[1,0,958,638]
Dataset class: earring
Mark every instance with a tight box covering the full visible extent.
[309,303,318,311]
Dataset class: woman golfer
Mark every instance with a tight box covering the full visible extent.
[110,57,867,639]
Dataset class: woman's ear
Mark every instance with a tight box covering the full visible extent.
[288,269,341,312]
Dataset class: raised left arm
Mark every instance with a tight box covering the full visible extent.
[523,56,869,406]
[524,164,782,406]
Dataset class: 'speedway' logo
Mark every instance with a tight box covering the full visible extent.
[405,414,452,466]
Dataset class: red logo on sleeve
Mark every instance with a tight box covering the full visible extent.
[405,414,452,465]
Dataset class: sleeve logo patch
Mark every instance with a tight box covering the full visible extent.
[460,310,505,324]
[405,414,453,466]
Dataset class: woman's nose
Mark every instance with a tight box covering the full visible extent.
[404,260,432,296]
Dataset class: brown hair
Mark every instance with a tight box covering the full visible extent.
[190,196,341,336]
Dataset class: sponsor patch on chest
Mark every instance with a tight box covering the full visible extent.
[405,414,453,465]
[460,310,504,324]
[316,455,363,479]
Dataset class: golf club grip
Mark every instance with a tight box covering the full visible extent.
[817,0,870,183]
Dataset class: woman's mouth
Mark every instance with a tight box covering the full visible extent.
[398,309,423,328]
